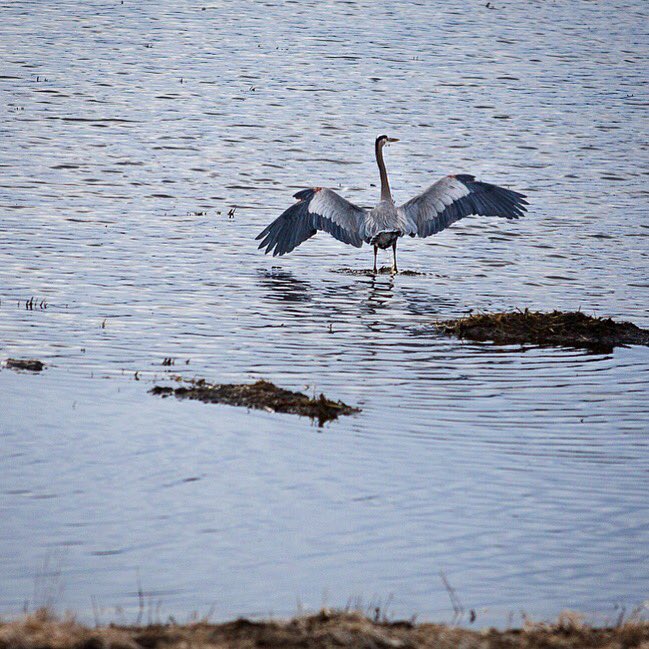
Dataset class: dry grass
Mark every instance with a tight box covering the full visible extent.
[2,609,649,649]
[150,378,360,426]
[437,309,649,353]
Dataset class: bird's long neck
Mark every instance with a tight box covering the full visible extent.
[375,141,392,201]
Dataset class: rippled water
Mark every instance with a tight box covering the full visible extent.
[1,0,648,627]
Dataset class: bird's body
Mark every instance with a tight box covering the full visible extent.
[365,200,404,248]
[257,136,528,273]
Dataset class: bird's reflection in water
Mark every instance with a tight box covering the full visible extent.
[257,268,312,304]
[258,267,361,328]
[362,274,395,317]
[258,267,464,345]
[258,267,460,337]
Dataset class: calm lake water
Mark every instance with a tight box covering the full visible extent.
[1,0,648,627]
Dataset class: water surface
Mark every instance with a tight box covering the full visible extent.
[1,0,648,627]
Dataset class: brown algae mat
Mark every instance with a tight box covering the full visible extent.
[437,309,649,353]
[150,378,360,426]
[3,610,649,649]
[333,266,426,276]
[5,358,45,372]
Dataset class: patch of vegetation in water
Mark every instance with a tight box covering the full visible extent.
[333,266,426,276]
[5,358,45,372]
[150,378,360,426]
[437,310,649,353]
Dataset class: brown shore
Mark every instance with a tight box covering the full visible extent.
[2,609,649,649]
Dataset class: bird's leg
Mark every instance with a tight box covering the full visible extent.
[373,246,378,274]
[391,242,398,274]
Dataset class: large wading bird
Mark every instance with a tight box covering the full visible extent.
[256,136,528,273]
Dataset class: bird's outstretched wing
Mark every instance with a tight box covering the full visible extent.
[398,174,528,238]
[256,188,367,256]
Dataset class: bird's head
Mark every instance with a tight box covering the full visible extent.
[376,134,400,149]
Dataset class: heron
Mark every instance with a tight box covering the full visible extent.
[256,135,528,273]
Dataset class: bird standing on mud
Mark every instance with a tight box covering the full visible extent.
[256,136,528,273]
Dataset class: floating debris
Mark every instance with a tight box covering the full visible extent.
[150,378,360,426]
[333,267,426,276]
[6,358,45,372]
[437,310,649,353]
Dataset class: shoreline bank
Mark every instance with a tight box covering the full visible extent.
[2,609,648,648]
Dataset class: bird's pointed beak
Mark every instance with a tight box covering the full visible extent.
[387,137,400,143]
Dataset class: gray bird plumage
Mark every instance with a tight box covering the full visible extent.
[256,136,528,273]
[256,188,365,256]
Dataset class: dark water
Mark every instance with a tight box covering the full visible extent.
[1,0,648,627]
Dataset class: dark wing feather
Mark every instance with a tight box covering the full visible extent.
[398,174,528,238]
[256,188,366,256]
